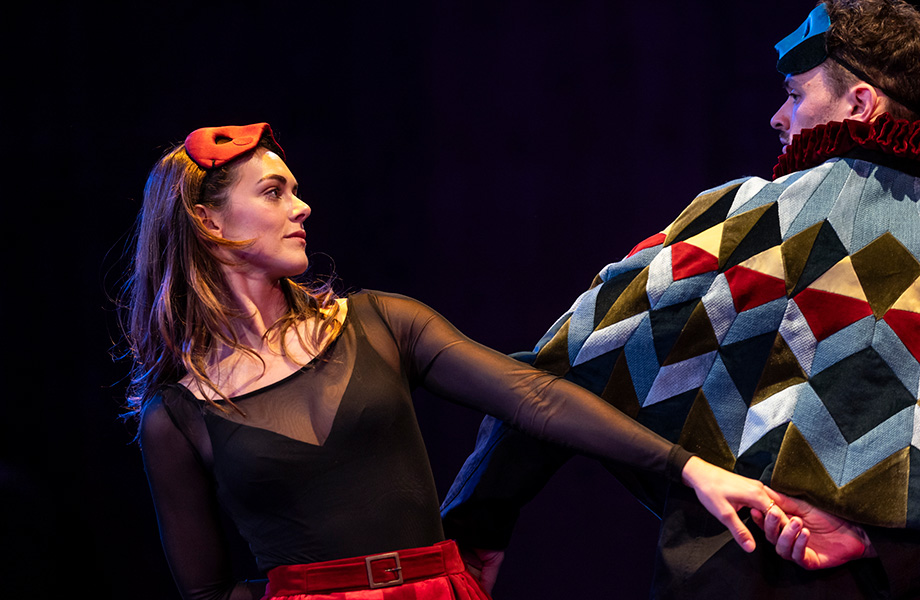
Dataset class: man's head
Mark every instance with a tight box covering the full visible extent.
[770,0,920,150]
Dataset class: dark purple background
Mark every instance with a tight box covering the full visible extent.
[7,1,809,598]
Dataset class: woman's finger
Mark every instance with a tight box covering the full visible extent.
[718,506,757,553]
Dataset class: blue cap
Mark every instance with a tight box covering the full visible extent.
[775,4,831,74]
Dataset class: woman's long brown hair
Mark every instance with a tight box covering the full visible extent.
[119,135,340,419]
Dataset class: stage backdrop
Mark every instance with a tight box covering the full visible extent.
[6,1,809,598]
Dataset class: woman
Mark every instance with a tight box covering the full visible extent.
[124,123,782,600]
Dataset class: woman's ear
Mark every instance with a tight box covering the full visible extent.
[194,204,222,236]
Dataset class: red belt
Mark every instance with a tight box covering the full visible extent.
[265,540,466,595]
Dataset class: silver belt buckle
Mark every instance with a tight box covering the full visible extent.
[365,552,403,588]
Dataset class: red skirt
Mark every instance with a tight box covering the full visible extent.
[261,540,492,600]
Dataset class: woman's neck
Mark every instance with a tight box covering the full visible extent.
[221,271,291,349]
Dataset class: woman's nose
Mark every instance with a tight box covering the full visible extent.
[293,197,311,222]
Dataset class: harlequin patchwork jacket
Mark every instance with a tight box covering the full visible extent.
[442,114,920,597]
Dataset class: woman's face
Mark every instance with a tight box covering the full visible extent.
[206,149,311,281]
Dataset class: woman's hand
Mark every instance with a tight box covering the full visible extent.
[751,489,875,569]
[680,456,784,552]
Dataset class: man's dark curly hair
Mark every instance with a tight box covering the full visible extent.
[822,0,920,119]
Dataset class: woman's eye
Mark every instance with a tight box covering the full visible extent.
[266,188,283,198]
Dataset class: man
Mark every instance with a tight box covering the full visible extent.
[441,1,920,597]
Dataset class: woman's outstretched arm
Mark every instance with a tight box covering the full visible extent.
[370,292,783,552]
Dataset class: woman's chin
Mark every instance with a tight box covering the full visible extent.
[286,259,310,278]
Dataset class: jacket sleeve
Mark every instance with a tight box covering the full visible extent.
[440,407,576,549]
[866,525,920,598]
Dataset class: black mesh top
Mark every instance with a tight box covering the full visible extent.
[140,291,691,600]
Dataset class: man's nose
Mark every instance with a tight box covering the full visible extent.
[771,98,792,131]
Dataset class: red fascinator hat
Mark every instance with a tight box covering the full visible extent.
[184,123,285,169]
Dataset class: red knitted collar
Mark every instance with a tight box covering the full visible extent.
[772,113,920,179]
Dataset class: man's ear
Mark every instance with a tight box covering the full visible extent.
[194,204,223,236]
[848,83,884,122]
